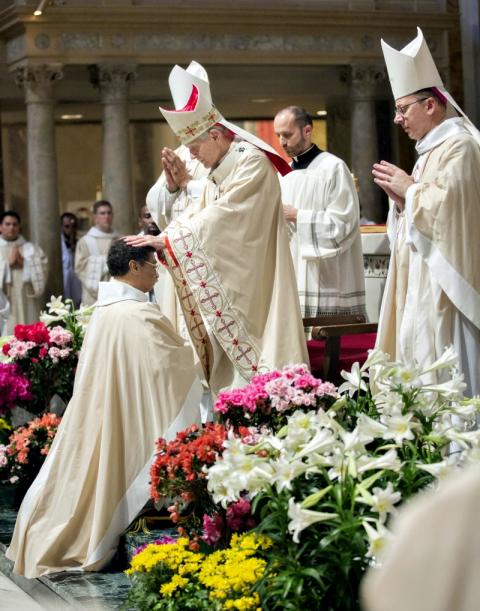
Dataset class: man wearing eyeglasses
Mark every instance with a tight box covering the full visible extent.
[372,28,480,398]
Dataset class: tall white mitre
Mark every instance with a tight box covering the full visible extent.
[158,60,291,175]
[382,27,480,143]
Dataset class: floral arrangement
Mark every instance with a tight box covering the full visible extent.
[1,296,92,413]
[1,413,62,494]
[0,362,32,416]
[150,423,260,549]
[150,423,229,546]
[205,348,480,610]
[126,532,271,611]
[214,364,337,429]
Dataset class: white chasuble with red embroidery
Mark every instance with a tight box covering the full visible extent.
[164,140,309,393]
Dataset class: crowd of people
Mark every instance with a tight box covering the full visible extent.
[2,27,480,603]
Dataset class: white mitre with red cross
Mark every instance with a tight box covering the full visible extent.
[159,61,291,175]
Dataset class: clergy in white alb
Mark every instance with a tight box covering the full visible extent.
[126,61,308,395]
[75,200,119,306]
[6,240,202,578]
[0,210,48,334]
[373,27,480,396]
[274,107,365,319]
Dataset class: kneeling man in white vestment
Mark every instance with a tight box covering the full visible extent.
[6,239,202,578]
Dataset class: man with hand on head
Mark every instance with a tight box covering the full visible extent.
[126,60,308,396]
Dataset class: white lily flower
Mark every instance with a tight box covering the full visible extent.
[357,449,402,474]
[420,345,459,376]
[444,429,480,450]
[338,362,368,396]
[271,458,308,492]
[295,428,337,460]
[413,392,442,418]
[287,498,338,543]
[417,455,460,480]
[422,372,466,399]
[341,428,371,454]
[45,295,70,317]
[361,348,390,372]
[387,364,423,390]
[374,392,404,418]
[451,398,480,420]
[39,312,63,325]
[368,483,402,523]
[363,521,393,559]
[382,413,416,445]
[356,413,388,440]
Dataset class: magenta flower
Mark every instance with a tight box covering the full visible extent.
[0,363,32,414]
[226,498,256,532]
[201,512,223,545]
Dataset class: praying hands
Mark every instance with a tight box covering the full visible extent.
[161,147,191,193]
[372,160,414,212]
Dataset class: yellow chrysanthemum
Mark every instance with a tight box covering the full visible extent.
[160,574,189,597]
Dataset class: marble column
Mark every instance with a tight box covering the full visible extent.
[350,65,383,223]
[15,64,63,298]
[92,64,136,235]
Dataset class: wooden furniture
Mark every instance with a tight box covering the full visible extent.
[305,314,378,383]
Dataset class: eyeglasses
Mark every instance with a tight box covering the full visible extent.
[143,260,158,269]
[394,97,429,117]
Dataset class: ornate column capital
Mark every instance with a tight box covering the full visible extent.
[89,63,137,103]
[351,64,386,100]
[14,64,63,104]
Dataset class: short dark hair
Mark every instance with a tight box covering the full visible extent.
[107,239,155,277]
[60,212,77,223]
[0,210,21,224]
[93,200,112,214]
[414,88,447,108]
[279,106,313,128]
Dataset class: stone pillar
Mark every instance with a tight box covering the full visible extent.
[15,64,63,298]
[350,65,383,223]
[92,64,136,235]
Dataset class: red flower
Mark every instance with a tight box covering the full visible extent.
[14,322,50,345]
[149,423,227,503]
[2,343,10,356]
[39,347,48,358]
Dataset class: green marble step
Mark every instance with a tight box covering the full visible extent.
[0,502,178,610]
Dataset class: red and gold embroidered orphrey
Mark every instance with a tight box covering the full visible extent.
[166,221,269,380]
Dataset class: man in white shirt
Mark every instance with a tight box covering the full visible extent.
[274,106,365,320]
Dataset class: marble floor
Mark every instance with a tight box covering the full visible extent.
[0,572,45,611]
[0,507,132,610]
